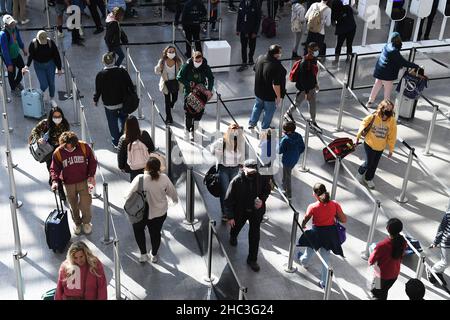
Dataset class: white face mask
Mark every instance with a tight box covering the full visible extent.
[313,50,319,57]
[53,117,62,125]
[193,61,202,68]
[167,52,176,59]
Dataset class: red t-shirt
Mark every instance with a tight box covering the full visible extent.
[305,200,343,227]
[368,237,407,280]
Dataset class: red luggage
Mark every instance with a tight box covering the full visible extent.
[322,137,355,163]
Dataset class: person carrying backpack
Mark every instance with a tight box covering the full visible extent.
[303,0,330,56]
[104,7,127,66]
[285,42,320,130]
[291,0,306,59]
[117,115,155,182]
[0,14,27,96]
[176,51,214,140]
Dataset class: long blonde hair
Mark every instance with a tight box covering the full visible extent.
[64,241,101,279]
[223,123,242,152]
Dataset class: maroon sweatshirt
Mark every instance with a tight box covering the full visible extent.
[50,143,97,185]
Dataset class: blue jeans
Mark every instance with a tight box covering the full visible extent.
[358,142,383,182]
[0,0,12,13]
[110,46,125,67]
[300,247,331,286]
[34,60,56,98]
[104,107,127,146]
[249,97,276,129]
[218,165,239,215]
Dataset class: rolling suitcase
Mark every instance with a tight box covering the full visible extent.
[322,137,355,163]
[394,17,414,41]
[262,16,276,38]
[21,71,45,119]
[45,191,71,253]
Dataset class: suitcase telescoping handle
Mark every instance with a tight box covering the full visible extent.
[53,190,64,217]
[25,68,32,91]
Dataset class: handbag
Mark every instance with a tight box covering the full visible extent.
[29,137,54,163]
[123,175,148,224]
[336,221,346,245]
[185,83,210,114]
[122,87,140,115]
[203,164,221,198]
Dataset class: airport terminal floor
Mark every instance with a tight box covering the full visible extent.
[0,0,449,302]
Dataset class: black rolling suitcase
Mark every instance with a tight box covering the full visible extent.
[45,192,71,253]
[394,17,414,41]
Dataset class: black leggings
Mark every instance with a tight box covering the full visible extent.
[132,213,167,255]
[164,92,178,121]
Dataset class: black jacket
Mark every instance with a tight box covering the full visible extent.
[94,66,134,106]
[26,39,62,70]
[236,0,261,34]
[181,0,207,25]
[104,20,128,49]
[254,54,286,101]
[332,4,356,35]
[223,171,272,220]
[117,130,155,172]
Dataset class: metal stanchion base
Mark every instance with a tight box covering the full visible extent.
[6,97,11,103]
[15,200,23,209]
[92,193,102,199]
[334,127,344,132]
[100,237,114,245]
[203,275,218,284]
[13,250,27,259]
[5,163,18,169]
[360,251,369,261]
[395,196,408,204]
[423,152,433,157]
[261,215,270,223]
[1,127,13,133]
[137,115,145,120]
[299,167,310,173]
[183,218,199,226]
[284,264,298,273]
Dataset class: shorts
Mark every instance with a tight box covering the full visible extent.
[55,3,65,16]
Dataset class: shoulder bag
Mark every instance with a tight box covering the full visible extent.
[361,113,376,138]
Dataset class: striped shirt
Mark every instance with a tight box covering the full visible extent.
[433,211,450,248]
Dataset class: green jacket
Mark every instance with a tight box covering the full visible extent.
[176,58,214,97]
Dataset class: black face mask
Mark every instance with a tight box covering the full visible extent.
[246,172,257,180]
[383,110,393,118]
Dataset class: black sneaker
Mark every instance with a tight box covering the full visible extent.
[228,6,237,13]
[427,269,437,284]
[248,59,254,65]
[237,65,248,72]
[436,273,448,286]
[248,124,255,130]
[72,40,85,46]
[93,27,104,34]
[247,260,260,272]
[284,112,294,123]
[310,121,323,134]
[229,236,237,246]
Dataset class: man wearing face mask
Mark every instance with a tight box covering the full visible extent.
[176,51,214,139]
[249,44,286,130]
[50,131,98,235]
[285,42,320,130]
[224,159,272,272]
[355,100,397,189]
[366,32,419,108]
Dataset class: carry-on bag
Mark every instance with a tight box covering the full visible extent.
[29,137,54,163]
[45,191,71,253]
[21,71,45,119]
[262,16,276,38]
[322,137,355,163]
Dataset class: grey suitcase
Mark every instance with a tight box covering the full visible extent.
[21,71,45,119]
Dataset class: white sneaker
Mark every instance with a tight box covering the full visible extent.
[82,223,92,234]
[57,31,64,38]
[21,19,30,25]
[79,27,84,37]
[139,254,148,263]
[150,253,158,263]
[50,99,58,108]
[189,131,194,141]
[73,225,82,235]
[356,172,365,184]
[365,179,375,189]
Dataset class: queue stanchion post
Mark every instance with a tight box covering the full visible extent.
[13,251,25,300]
[1,62,11,104]
[45,0,51,29]
[206,0,211,38]
[3,113,21,207]
[183,166,198,225]
[439,16,448,41]
[361,200,381,260]
[218,18,222,40]
[113,239,122,300]
[101,183,113,244]
[172,21,175,44]
[299,120,310,172]
[336,81,346,132]
[136,71,144,120]
[63,54,72,99]
[72,77,80,125]
[166,124,172,179]
[9,195,26,257]
[416,253,425,279]
[151,99,156,142]
[284,211,299,273]
[330,156,341,200]
[126,47,131,75]
[80,104,86,141]
[238,287,247,300]
[203,219,217,283]
[396,146,415,204]
[215,91,221,133]
[423,105,438,156]
[323,267,333,300]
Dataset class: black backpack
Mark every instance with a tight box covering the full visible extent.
[203,165,221,198]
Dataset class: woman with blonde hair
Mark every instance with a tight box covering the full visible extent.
[154,45,183,124]
[356,99,397,189]
[55,241,107,300]
[210,124,245,221]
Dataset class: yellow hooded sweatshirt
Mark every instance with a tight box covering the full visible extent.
[356,112,397,152]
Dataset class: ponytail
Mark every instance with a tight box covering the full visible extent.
[318,192,330,203]
[313,183,330,203]
[145,157,161,181]
[386,218,405,259]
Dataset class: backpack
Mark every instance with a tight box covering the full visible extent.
[53,141,88,163]
[127,139,149,170]
[261,16,276,38]
[289,58,302,82]
[307,4,326,33]
[123,175,147,224]
[203,165,221,197]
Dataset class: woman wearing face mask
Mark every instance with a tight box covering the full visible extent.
[154,46,183,125]
[366,32,419,108]
[55,241,107,300]
[29,106,70,200]
[209,124,245,222]
[176,51,214,139]
[355,99,397,189]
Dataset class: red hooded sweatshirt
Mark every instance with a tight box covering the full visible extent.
[55,259,107,300]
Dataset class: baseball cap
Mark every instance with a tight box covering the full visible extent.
[3,14,16,26]
[37,30,48,45]
[243,159,258,170]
